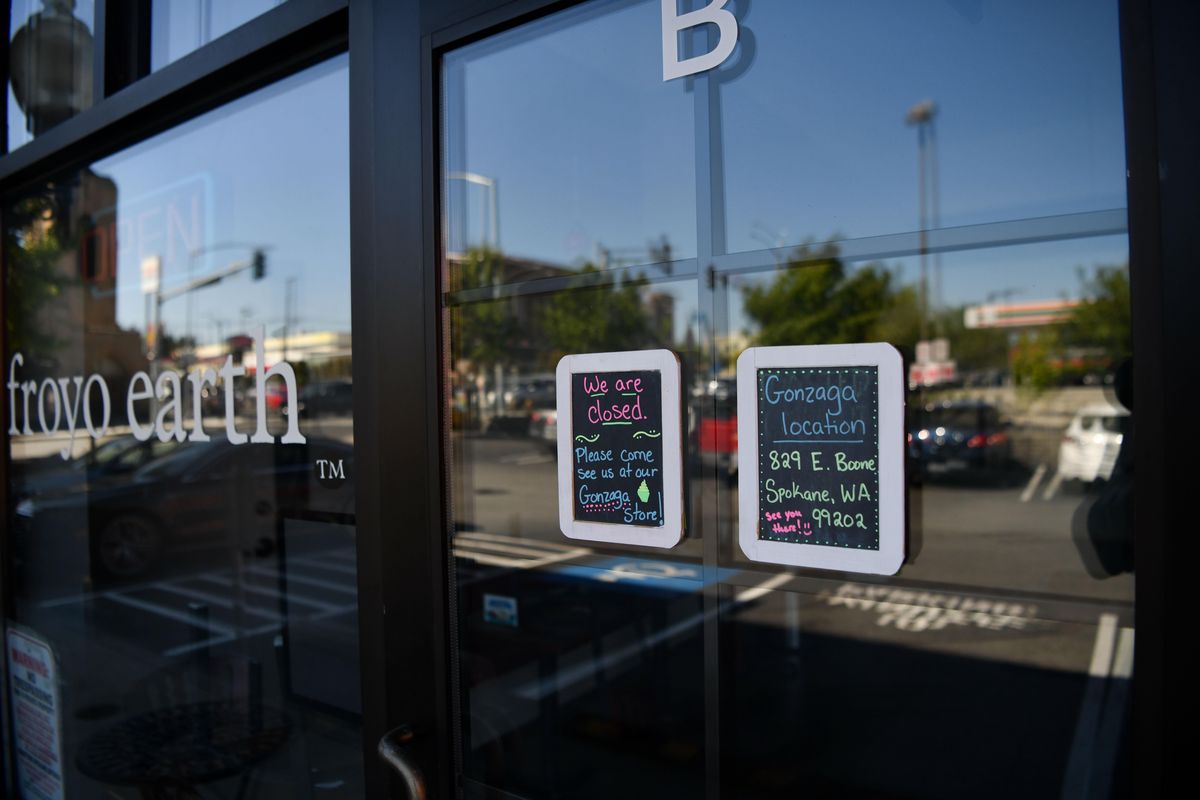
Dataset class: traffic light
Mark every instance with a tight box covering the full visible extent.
[252,249,266,280]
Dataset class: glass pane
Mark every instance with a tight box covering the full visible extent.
[444,0,1133,797]
[714,231,1134,795]
[151,0,288,71]
[715,0,1126,256]
[447,279,708,799]
[4,54,357,797]
[7,0,97,151]
[720,582,1132,798]
[443,0,696,292]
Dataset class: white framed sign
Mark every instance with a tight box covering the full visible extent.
[6,626,64,800]
[737,343,905,574]
[556,349,684,548]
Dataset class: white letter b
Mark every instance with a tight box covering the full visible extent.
[662,0,738,81]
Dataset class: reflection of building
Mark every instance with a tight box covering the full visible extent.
[192,330,352,370]
[646,290,675,343]
[964,299,1083,329]
[19,169,145,384]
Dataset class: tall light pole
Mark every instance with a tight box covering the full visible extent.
[447,171,505,417]
[906,98,939,339]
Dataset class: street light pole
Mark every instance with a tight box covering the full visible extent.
[448,171,505,418]
[907,98,938,339]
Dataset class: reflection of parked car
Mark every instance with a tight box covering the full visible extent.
[1058,402,1129,482]
[18,438,355,581]
[299,379,354,417]
[908,401,1011,476]
[507,377,556,410]
[689,378,738,483]
[528,407,558,454]
[14,437,182,493]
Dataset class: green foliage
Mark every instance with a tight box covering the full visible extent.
[1011,332,1059,390]
[1061,266,1131,360]
[741,241,918,352]
[539,264,652,364]
[5,191,68,358]
[1010,265,1131,389]
[931,306,1009,373]
[452,248,521,372]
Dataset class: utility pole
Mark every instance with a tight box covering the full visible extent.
[907,98,939,339]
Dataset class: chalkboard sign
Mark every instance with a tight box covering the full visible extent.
[737,344,904,574]
[556,350,683,548]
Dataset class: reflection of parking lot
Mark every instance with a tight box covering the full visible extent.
[458,435,1133,602]
[36,545,359,658]
[451,518,1132,800]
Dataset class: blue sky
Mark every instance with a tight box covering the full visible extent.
[447,0,1128,327]
[93,55,351,345]
[11,0,1129,350]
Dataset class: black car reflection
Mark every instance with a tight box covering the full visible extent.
[13,437,184,499]
[17,438,354,581]
[298,379,354,417]
[907,400,1012,480]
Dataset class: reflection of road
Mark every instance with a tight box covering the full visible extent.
[458,436,1134,603]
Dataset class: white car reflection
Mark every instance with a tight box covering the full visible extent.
[1057,402,1129,482]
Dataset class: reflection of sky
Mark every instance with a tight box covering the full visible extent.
[150,0,284,71]
[448,0,1128,327]
[718,0,1126,250]
[94,55,350,345]
[448,0,697,266]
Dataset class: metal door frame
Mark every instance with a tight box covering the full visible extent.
[0,0,1194,796]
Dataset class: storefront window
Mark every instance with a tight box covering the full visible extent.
[714,0,1127,256]
[3,54,357,797]
[151,0,289,71]
[443,0,696,293]
[443,0,1133,797]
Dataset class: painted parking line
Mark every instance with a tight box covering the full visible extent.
[151,581,283,622]
[1061,613,1133,800]
[1020,463,1047,502]
[245,564,358,595]
[101,592,236,637]
[195,572,340,612]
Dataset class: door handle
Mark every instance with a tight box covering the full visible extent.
[377,725,427,799]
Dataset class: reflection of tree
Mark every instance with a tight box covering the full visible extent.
[1061,266,1131,362]
[1012,265,1131,390]
[930,306,1008,372]
[742,241,919,350]
[452,248,519,375]
[539,264,654,364]
[5,191,66,356]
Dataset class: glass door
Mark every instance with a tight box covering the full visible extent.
[439,1,1134,798]
[3,54,363,798]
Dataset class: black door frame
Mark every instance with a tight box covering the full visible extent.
[358,0,1200,795]
[1,0,1195,797]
